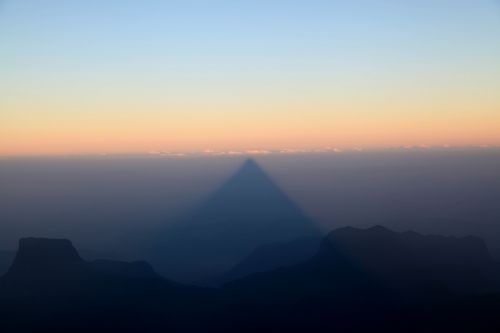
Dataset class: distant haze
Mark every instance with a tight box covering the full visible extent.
[1,149,499,260]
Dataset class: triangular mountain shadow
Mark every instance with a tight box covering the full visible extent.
[185,159,314,229]
[150,159,321,283]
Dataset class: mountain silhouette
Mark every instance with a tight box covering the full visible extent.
[0,247,125,276]
[1,238,163,298]
[150,159,320,282]
[220,226,500,331]
[214,236,321,285]
[12,238,82,265]
[225,226,500,303]
[0,238,217,333]
[0,250,15,276]
[2,229,500,332]
[316,225,500,292]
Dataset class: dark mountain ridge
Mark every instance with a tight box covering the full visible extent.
[2,226,500,332]
[1,237,162,298]
[213,236,322,285]
[219,226,500,332]
[0,250,15,276]
[0,238,217,333]
[227,226,500,297]
[316,225,500,292]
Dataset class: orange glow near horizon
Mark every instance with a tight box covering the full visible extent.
[1,1,499,156]
[2,79,499,156]
[2,101,499,156]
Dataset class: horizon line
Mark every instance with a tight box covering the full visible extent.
[1,145,499,159]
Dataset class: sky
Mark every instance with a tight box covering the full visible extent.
[1,0,499,156]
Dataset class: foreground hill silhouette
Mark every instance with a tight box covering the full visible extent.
[0,238,218,333]
[0,250,14,276]
[2,238,160,291]
[2,227,500,332]
[150,159,320,282]
[214,236,322,285]
[225,226,500,298]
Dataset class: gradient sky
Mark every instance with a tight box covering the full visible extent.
[1,0,499,156]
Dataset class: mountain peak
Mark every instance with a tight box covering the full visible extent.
[367,225,390,233]
[319,226,493,273]
[13,237,83,267]
[2,237,162,293]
